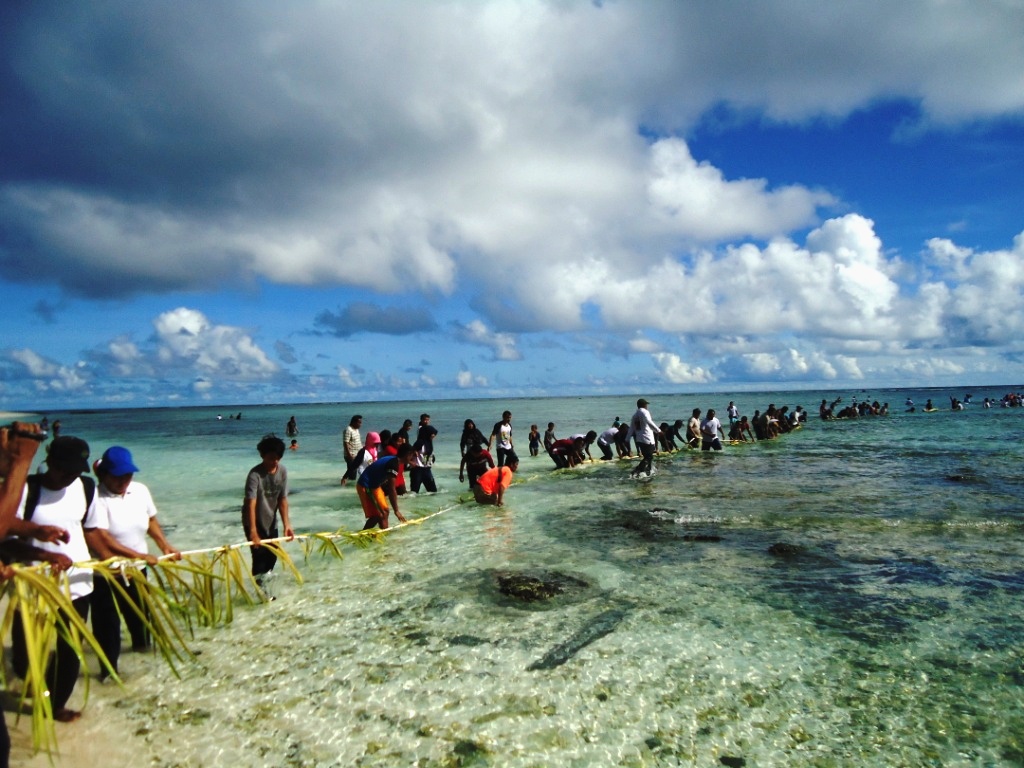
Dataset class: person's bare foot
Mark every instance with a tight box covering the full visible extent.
[54,708,81,722]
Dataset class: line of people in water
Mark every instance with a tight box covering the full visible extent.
[331,397,812,495]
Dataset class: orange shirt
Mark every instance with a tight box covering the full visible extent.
[476,466,513,496]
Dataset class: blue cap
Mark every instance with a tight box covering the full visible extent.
[100,446,139,476]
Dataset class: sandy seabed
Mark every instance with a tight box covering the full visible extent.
[7,689,151,768]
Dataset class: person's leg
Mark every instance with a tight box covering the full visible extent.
[120,575,151,651]
[90,575,123,676]
[1,709,9,768]
[410,467,423,493]
[423,468,437,493]
[49,596,90,719]
[10,611,28,680]
[251,526,279,577]
[599,441,613,460]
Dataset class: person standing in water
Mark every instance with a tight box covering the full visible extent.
[242,435,294,583]
[627,399,660,478]
[488,411,515,468]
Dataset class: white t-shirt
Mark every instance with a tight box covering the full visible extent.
[628,408,657,445]
[701,417,722,440]
[93,480,158,555]
[17,477,103,599]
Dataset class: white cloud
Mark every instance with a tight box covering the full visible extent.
[336,367,360,389]
[652,352,714,384]
[647,139,834,240]
[456,369,488,389]
[454,320,522,361]
[9,349,88,391]
[153,308,278,378]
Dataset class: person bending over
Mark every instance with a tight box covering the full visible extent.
[357,444,416,530]
[473,454,519,506]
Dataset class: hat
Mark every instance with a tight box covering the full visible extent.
[637,398,649,407]
[365,431,381,446]
[47,436,90,474]
[100,446,139,476]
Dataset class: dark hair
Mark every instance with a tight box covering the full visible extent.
[257,434,286,458]
[378,429,392,446]
[420,413,430,421]
[349,415,362,427]
[397,444,417,460]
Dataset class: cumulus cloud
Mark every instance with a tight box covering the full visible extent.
[652,353,714,384]
[153,307,278,378]
[456,369,488,388]
[5,1,1020,311]
[453,320,522,361]
[8,349,88,392]
[647,139,834,239]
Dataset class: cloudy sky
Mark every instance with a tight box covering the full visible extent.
[2,1,1024,410]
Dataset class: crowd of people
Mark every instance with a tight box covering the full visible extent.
[331,397,812,496]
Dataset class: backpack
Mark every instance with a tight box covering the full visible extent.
[22,473,96,523]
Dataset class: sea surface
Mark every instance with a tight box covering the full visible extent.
[13,387,1024,766]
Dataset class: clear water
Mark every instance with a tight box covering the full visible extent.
[27,389,1024,766]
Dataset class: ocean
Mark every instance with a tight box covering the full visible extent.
[11,387,1024,766]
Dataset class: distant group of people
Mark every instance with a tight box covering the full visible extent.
[823,397,889,418]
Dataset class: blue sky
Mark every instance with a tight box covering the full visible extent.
[2,1,1024,410]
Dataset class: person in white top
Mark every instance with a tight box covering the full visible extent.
[700,409,724,451]
[10,435,104,722]
[627,398,660,478]
[89,446,180,677]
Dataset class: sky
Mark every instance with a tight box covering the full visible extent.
[2,0,1024,411]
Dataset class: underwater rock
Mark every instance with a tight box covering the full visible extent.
[682,534,722,542]
[448,634,489,647]
[451,739,491,767]
[768,542,804,557]
[720,757,746,768]
[527,606,630,670]
[495,570,591,603]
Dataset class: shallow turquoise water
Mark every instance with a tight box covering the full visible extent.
[25,388,1024,766]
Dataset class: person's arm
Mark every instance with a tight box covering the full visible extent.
[0,423,43,539]
[244,497,261,547]
[278,496,294,539]
[495,468,506,506]
[7,517,71,544]
[0,539,74,572]
[147,517,181,559]
[85,527,159,565]
[385,478,406,524]
[458,454,468,482]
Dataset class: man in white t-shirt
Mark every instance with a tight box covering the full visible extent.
[10,435,105,722]
[627,399,660,478]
